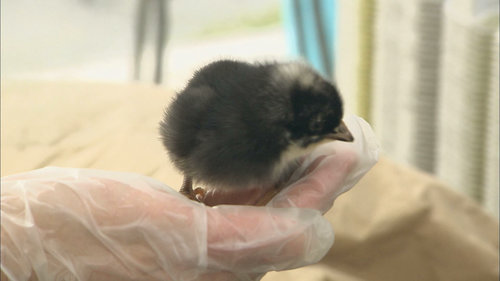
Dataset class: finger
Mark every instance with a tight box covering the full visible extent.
[269,149,358,213]
[205,205,334,273]
[269,115,379,213]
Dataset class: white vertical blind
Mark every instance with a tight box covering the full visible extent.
[483,29,499,217]
[436,1,499,200]
[338,0,499,214]
[371,0,444,173]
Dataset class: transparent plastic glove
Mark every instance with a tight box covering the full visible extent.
[1,115,378,281]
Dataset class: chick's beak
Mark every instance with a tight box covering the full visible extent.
[326,121,354,142]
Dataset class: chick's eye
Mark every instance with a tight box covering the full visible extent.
[309,116,324,132]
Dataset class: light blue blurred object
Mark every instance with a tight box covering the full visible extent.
[282,0,336,78]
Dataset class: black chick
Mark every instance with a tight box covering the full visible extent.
[160,59,353,203]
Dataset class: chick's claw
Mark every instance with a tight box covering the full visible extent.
[179,187,196,201]
[193,187,206,203]
[179,186,205,203]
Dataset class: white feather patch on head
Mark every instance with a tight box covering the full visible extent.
[272,61,319,88]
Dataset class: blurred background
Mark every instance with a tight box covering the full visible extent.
[2,0,285,88]
[1,1,499,280]
[2,0,498,217]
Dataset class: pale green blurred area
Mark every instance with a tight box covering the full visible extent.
[1,0,284,88]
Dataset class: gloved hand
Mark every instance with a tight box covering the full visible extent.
[1,115,378,281]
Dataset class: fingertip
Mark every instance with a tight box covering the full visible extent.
[334,146,359,171]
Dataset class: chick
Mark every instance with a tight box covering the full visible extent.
[160,59,353,204]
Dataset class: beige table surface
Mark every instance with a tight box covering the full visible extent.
[1,81,498,281]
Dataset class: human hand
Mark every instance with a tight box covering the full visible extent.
[1,168,334,281]
[1,116,378,281]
